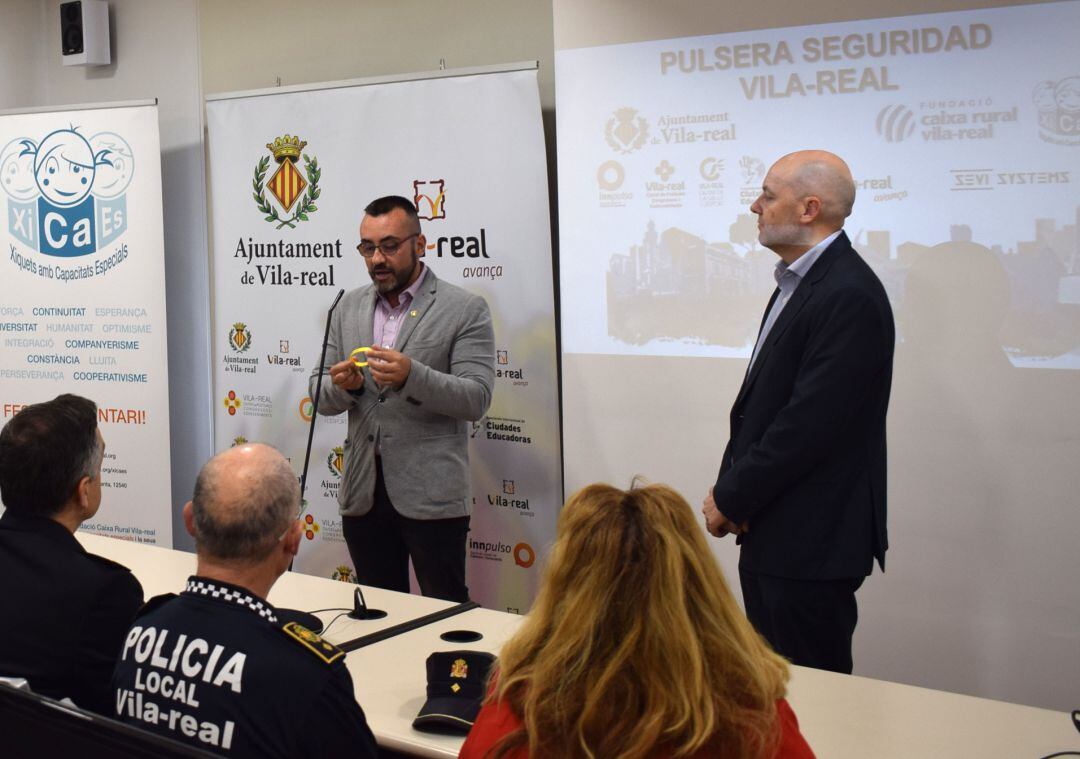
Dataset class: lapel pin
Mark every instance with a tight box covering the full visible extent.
[410,309,418,317]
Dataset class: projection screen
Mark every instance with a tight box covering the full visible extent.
[555,0,1079,711]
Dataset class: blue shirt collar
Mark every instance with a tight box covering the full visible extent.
[776,229,842,283]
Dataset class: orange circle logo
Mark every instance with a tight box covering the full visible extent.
[513,542,535,568]
[298,396,313,422]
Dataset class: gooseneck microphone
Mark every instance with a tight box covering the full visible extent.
[284,287,386,627]
[300,287,345,503]
[279,289,345,633]
[348,586,388,621]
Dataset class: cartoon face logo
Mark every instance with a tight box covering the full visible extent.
[25,129,108,207]
[1033,81,1057,112]
[1057,76,1080,114]
[1033,77,1080,141]
[4,127,134,259]
[88,132,135,199]
[1,139,38,201]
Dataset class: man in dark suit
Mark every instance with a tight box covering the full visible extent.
[311,195,495,602]
[703,150,895,674]
[0,394,144,712]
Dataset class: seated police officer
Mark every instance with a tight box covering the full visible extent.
[0,394,144,714]
[111,443,378,758]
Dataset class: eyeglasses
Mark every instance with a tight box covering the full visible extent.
[278,500,305,542]
[356,233,419,258]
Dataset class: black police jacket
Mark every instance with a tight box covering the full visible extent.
[0,509,144,713]
[111,576,377,758]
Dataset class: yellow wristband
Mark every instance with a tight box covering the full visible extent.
[350,346,372,368]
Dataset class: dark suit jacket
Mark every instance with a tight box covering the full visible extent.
[0,510,144,713]
[712,231,894,580]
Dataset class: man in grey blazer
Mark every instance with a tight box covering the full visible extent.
[309,195,494,601]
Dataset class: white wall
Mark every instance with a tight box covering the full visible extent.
[0,0,213,551]
[198,0,555,110]
[0,0,43,106]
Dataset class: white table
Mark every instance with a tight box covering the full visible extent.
[787,666,1078,759]
[342,600,1080,759]
[76,532,456,645]
[344,606,523,757]
[79,533,1080,758]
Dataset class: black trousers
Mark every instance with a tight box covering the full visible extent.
[739,568,865,674]
[341,458,470,602]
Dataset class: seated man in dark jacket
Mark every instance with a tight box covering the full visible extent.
[0,394,144,713]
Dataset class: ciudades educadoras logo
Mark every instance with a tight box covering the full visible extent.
[252,134,320,228]
[2,127,134,278]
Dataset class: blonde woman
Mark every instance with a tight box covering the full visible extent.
[460,483,814,759]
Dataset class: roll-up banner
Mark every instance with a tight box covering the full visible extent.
[205,65,560,612]
[0,100,173,546]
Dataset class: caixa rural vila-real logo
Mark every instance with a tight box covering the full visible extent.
[2,127,134,273]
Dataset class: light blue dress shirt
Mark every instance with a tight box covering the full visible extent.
[748,230,842,372]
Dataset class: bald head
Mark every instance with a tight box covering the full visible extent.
[771,150,855,227]
[191,443,299,563]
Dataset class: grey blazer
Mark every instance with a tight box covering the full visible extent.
[309,268,495,519]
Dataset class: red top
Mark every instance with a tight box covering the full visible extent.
[459,697,815,758]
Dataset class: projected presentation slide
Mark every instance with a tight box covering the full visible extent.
[555,2,1080,368]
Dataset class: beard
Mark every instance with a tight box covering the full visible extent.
[369,255,418,295]
[759,222,813,251]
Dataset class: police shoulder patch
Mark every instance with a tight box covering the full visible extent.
[280,621,345,665]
